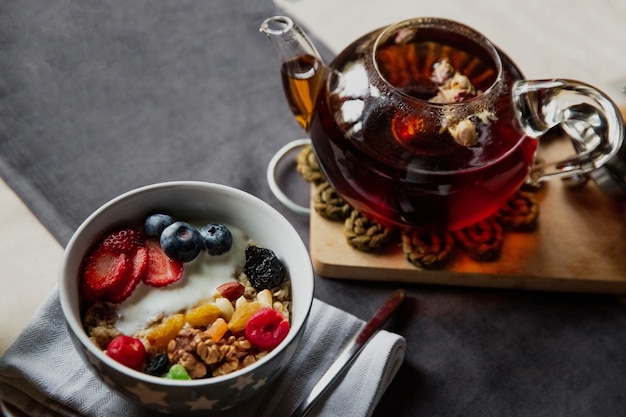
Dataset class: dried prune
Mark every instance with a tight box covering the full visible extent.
[243,246,286,291]
[144,353,170,376]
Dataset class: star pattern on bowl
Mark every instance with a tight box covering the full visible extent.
[61,182,313,415]
[252,376,268,390]
[228,373,257,391]
[125,381,169,407]
[188,396,221,412]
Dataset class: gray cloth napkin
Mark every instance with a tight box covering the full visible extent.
[0,289,405,417]
[0,0,324,247]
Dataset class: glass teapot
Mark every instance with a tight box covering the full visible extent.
[261,16,623,230]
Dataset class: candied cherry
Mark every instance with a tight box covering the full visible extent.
[106,335,147,370]
[245,308,290,350]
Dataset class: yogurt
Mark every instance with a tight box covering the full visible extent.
[115,226,248,335]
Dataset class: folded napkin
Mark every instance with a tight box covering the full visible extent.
[0,289,405,417]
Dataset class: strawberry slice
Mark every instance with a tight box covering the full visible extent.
[143,239,184,287]
[107,246,149,303]
[81,245,130,301]
[82,228,149,302]
[102,228,144,254]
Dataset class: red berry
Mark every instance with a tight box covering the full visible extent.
[106,335,147,370]
[245,308,290,350]
[82,228,149,302]
[143,239,184,287]
[81,227,151,302]
[102,228,144,254]
[81,246,130,301]
[107,246,149,303]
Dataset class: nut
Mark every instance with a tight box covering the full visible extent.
[215,281,245,301]
[256,289,273,307]
[179,351,207,379]
[214,297,234,322]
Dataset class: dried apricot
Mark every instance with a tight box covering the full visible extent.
[185,303,221,328]
[205,317,229,343]
[228,300,263,333]
[146,313,185,348]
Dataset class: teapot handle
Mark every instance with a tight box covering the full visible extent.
[512,79,624,186]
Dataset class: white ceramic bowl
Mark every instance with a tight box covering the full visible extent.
[59,181,314,414]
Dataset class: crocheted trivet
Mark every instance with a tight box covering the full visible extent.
[296,144,325,185]
[497,190,539,231]
[344,209,395,252]
[402,229,456,269]
[313,181,352,221]
[295,144,540,269]
[454,217,504,262]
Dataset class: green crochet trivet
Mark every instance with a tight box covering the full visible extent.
[344,210,395,252]
[296,144,325,185]
[313,181,352,221]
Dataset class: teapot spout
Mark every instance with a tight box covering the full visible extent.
[260,16,326,131]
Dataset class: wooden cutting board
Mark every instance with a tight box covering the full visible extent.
[309,132,626,294]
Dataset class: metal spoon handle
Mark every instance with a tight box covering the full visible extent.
[289,289,406,417]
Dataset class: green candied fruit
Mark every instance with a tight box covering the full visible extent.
[163,364,191,380]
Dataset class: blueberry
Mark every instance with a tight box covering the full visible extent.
[160,221,203,262]
[199,223,233,255]
[144,213,176,238]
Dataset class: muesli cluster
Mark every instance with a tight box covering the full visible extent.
[80,213,291,380]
